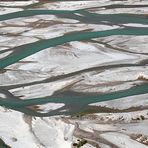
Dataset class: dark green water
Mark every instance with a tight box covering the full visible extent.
[0,8,148,116]
[1,9,148,69]
[1,27,148,69]
[0,83,148,116]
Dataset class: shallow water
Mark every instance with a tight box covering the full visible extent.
[0,1,148,116]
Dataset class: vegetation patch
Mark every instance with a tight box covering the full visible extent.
[0,138,11,148]
[73,139,87,148]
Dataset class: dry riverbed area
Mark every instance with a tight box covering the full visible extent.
[0,0,148,148]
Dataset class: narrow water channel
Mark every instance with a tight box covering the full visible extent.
[0,1,148,116]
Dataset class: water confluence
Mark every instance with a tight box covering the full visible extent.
[0,8,148,116]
